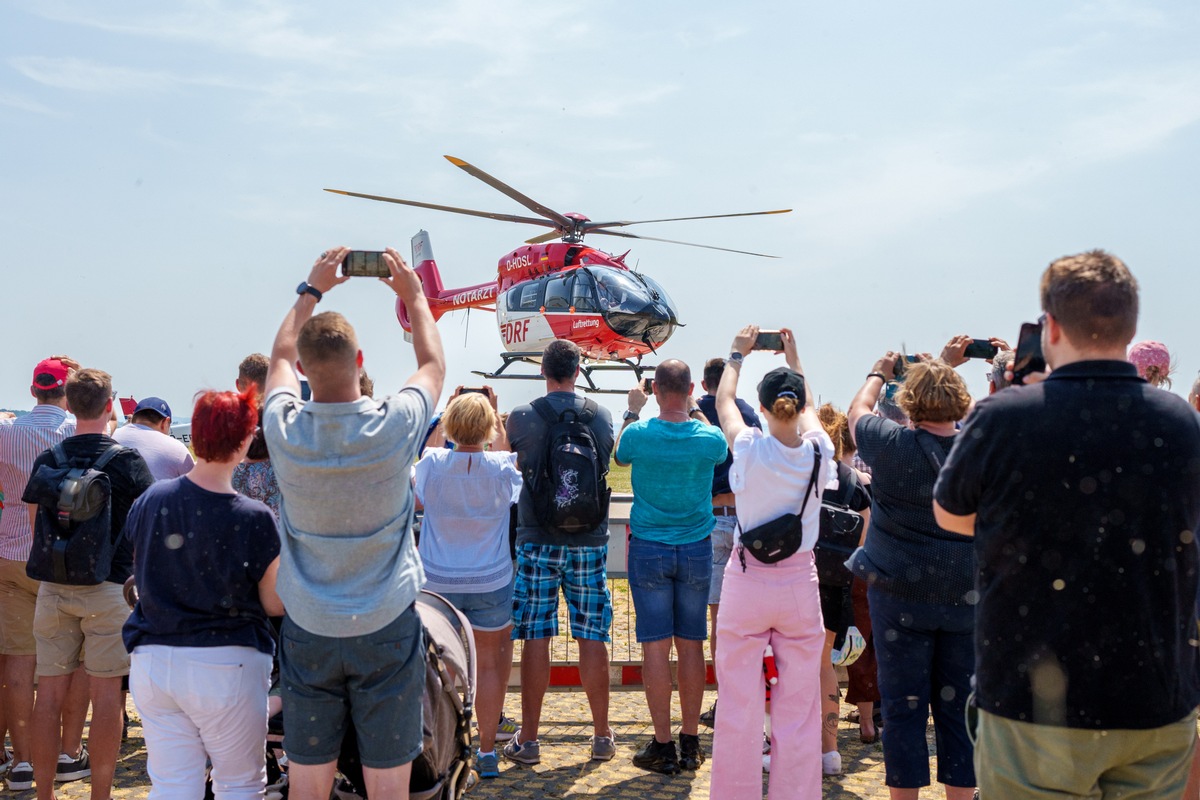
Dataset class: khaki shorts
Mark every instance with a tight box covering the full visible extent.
[0,557,40,655]
[34,581,131,678]
[976,708,1196,799]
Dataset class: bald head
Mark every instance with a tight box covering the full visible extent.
[654,359,692,399]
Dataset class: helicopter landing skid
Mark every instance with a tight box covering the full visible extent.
[472,352,650,395]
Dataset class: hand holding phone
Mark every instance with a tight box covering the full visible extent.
[1011,321,1046,385]
[642,378,653,394]
[963,339,1000,360]
[752,330,784,351]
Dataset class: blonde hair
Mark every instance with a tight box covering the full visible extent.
[896,361,972,423]
[769,396,800,423]
[817,403,850,463]
[442,393,496,447]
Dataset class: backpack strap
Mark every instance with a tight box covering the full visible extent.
[92,445,125,472]
[531,397,560,426]
[51,442,69,469]
[578,397,597,424]
[912,430,949,474]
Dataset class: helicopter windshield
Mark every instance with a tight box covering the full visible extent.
[590,266,678,345]
[592,267,651,315]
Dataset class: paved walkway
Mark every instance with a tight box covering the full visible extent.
[43,690,913,799]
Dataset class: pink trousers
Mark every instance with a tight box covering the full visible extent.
[709,551,825,800]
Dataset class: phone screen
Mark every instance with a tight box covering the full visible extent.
[753,331,784,351]
[964,339,999,360]
[1012,322,1046,384]
[341,251,390,278]
[642,378,653,393]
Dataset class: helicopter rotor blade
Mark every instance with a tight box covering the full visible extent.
[591,229,781,259]
[324,189,556,229]
[583,208,792,230]
[524,230,563,245]
[444,155,574,230]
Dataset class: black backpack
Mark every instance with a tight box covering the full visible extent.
[814,463,866,587]
[527,397,610,534]
[24,443,125,585]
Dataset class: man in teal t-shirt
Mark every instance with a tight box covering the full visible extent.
[615,359,726,775]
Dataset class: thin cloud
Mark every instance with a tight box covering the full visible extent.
[0,90,62,116]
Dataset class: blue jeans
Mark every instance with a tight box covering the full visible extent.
[868,587,976,789]
[627,536,712,643]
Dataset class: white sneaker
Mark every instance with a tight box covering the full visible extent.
[822,750,842,776]
[0,749,12,776]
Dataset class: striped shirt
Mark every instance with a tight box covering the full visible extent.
[0,405,75,561]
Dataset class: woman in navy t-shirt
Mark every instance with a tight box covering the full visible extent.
[123,387,282,798]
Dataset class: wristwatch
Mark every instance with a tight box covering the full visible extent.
[296,282,323,302]
[622,410,640,422]
[726,351,744,365]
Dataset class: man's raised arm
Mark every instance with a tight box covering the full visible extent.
[265,247,350,399]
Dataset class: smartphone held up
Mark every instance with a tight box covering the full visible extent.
[341,251,390,278]
[1011,321,1046,385]
[752,330,784,351]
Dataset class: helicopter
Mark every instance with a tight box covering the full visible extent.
[326,156,790,393]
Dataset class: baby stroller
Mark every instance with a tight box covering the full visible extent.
[336,590,478,799]
[231,590,478,799]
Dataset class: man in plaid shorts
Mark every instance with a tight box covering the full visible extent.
[504,340,616,765]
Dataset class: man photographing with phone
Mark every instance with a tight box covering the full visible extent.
[263,245,445,800]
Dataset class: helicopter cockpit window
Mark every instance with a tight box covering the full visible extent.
[592,267,649,315]
[543,275,571,311]
[571,270,598,312]
[509,280,544,312]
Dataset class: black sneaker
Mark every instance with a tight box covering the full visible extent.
[679,733,704,770]
[7,762,33,791]
[57,745,91,782]
[632,738,680,775]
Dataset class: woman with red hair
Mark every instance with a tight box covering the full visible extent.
[122,388,284,799]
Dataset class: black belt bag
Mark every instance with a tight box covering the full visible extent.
[737,441,820,569]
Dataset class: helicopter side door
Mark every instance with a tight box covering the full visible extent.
[497,277,556,353]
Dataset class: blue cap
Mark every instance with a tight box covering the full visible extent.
[133,397,172,419]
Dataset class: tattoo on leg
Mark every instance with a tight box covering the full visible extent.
[824,712,839,733]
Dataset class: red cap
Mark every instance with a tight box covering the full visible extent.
[32,358,70,390]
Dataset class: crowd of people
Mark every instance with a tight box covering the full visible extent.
[1,246,1199,800]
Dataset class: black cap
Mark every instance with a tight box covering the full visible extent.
[757,367,806,410]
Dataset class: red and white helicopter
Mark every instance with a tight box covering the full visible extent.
[327,156,789,392]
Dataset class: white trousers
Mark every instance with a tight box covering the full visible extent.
[130,644,273,800]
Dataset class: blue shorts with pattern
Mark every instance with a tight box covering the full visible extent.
[511,543,612,642]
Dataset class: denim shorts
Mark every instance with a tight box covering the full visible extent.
[280,606,425,769]
[438,583,513,633]
[627,536,713,643]
[512,544,612,642]
[708,515,737,605]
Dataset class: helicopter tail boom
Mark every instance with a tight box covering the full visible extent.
[396,230,499,331]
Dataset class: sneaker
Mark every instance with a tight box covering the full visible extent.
[476,751,500,779]
[678,733,704,770]
[699,702,717,728]
[502,732,541,765]
[0,749,12,777]
[762,753,771,773]
[590,730,617,762]
[56,745,91,782]
[331,777,364,799]
[822,750,842,776]
[495,714,519,743]
[632,738,680,776]
[7,762,33,791]
[265,772,288,800]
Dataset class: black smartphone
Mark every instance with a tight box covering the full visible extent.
[1012,322,1046,385]
[964,339,1000,360]
[341,250,390,278]
[457,387,488,396]
[642,378,653,394]
[752,330,784,351]
[893,353,920,379]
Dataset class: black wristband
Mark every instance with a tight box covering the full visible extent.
[866,371,888,382]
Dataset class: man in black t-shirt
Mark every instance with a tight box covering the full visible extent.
[23,369,154,799]
[934,251,1200,799]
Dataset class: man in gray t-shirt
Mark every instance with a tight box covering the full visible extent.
[262,246,444,800]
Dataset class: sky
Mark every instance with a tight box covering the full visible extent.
[3,1,1198,419]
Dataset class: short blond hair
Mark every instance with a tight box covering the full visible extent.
[896,361,972,424]
[442,393,496,447]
